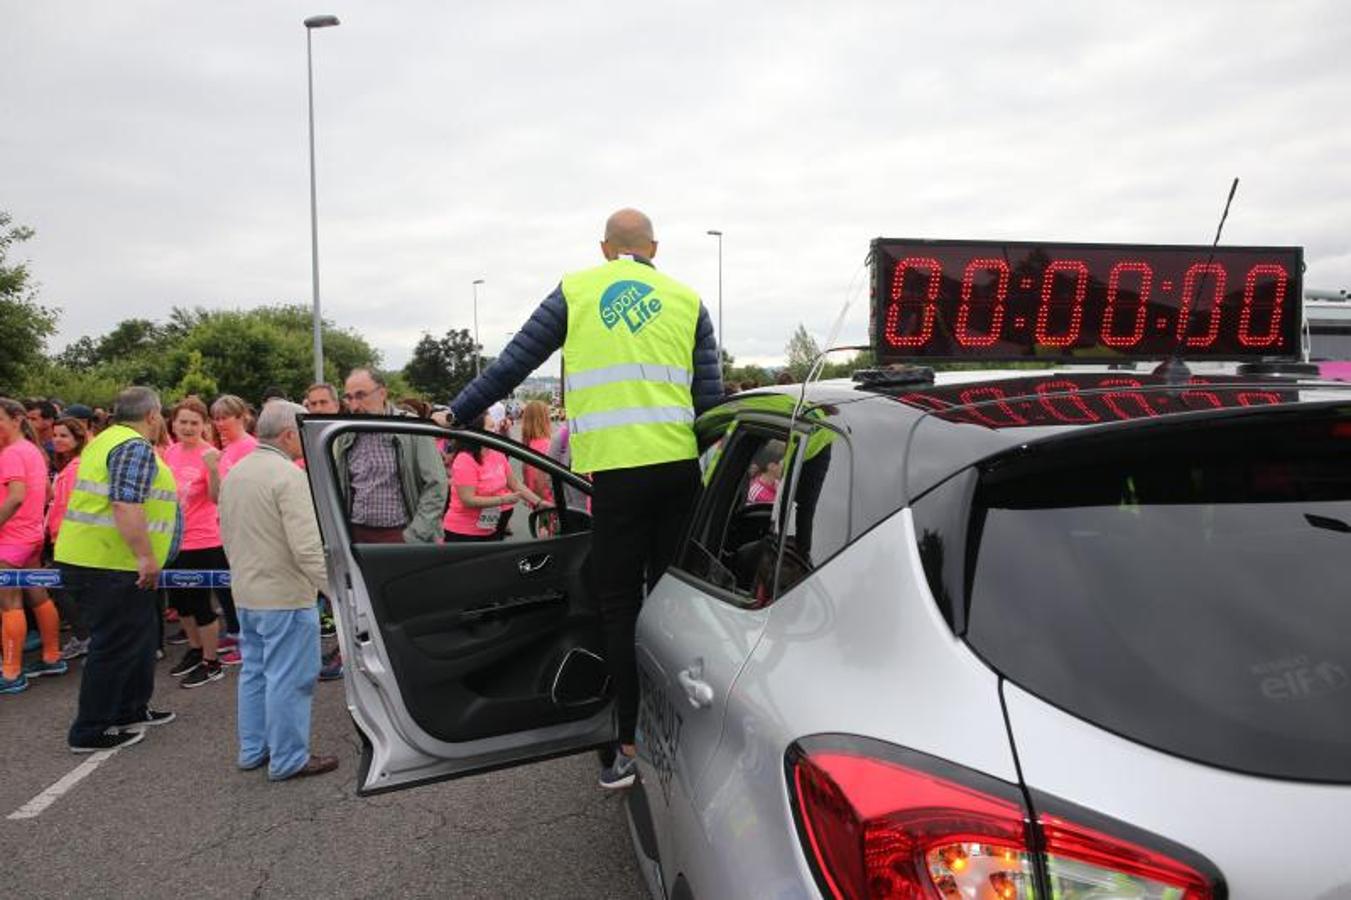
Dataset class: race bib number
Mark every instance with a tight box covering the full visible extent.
[476,507,502,531]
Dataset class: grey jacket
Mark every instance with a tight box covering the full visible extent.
[332,406,447,543]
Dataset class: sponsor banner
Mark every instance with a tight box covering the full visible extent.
[0,570,230,589]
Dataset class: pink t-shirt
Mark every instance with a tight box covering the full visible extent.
[48,458,79,541]
[0,439,49,547]
[444,449,512,536]
[165,442,223,550]
[218,434,259,482]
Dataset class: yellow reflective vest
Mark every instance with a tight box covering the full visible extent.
[54,425,179,571]
[562,258,702,473]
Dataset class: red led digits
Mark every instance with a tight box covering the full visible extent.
[1099,378,1157,420]
[1035,260,1088,348]
[1102,261,1152,348]
[1176,263,1227,348]
[1238,264,1288,348]
[958,386,1027,427]
[955,257,1010,348]
[1237,391,1282,406]
[1035,380,1100,423]
[885,257,942,348]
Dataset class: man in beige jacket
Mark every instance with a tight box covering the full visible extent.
[219,400,337,780]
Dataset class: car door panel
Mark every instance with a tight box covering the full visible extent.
[300,416,615,795]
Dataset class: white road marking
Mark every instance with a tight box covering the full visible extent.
[7,750,117,820]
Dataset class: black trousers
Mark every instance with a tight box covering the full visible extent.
[590,458,701,745]
[62,566,160,744]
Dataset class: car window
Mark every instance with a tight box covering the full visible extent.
[443,434,589,543]
[676,427,786,606]
[776,425,852,596]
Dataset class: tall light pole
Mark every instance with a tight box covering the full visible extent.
[304,14,340,384]
[472,278,485,377]
[706,229,724,376]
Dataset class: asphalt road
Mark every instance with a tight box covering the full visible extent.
[1,634,646,900]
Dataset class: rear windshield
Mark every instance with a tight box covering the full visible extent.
[963,408,1351,783]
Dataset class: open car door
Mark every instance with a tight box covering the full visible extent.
[301,415,613,795]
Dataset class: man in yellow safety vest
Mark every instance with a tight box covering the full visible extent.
[436,209,722,788]
[55,386,182,753]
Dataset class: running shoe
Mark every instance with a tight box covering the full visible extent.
[70,728,145,753]
[165,628,189,646]
[218,648,242,666]
[169,647,202,677]
[320,614,337,638]
[181,661,224,689]
[60,636,90,660]
[598,750,637,790]
[116,709,176,729]
[218,633,240,650]
[318,653,344,682]
[24,658,69,678]
[0,673,29,695]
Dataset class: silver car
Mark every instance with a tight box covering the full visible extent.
[302,367,1351,900]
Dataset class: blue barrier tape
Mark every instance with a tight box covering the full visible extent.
[0,569,231,589]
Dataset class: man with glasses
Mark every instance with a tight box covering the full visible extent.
[333,368,445,544]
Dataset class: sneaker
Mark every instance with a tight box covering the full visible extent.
[60,636,90,660]
[70,728,146,753]
[318,653,344,682]
[164,607,179,623]
[24,658,69,678]
[599,749,637,790]
[0,673,29,695]
[169,648,203,678]
[117,709,176,730]
[218,634,240,650]
[181,661,224,689]
[218,648,242,667]
[319,614,336,638]
[166,628,189,646]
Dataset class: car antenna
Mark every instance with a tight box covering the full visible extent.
[1154,176,1239,383]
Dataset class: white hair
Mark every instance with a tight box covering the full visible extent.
[255,400,306,441]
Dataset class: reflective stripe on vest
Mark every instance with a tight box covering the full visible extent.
[561,258,702,473]
[53,424,179,571]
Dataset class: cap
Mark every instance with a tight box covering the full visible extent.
[64,403,94,420]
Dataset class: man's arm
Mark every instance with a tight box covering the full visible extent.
[278,469,330,595]
[690,303,724,415]
[403,434,448,544]
[448,286,567,424]
[107,440,160,588]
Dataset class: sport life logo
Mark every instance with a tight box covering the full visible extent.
[165,571,206,588]
[599,280,663,335]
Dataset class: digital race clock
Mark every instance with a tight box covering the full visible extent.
[870,239,1303,362]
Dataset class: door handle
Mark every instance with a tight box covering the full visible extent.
[678,665,714,709]
[518,553,552,575]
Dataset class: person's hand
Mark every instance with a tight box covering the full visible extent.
[431,410,456,428]
[136,554,162,590]
[202,448,221,469]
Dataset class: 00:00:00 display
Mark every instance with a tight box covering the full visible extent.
[883,257,1291,350]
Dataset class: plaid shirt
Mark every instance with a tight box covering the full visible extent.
[347,432,408,528]
[108,439,184,560]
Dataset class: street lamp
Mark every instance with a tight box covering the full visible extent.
[706,229,723,376]
[472,279,485,377]
[304,14,340,384]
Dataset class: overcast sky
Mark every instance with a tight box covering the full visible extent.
[3,0,1348,374]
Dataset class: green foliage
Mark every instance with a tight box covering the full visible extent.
[0,211,59,394]
[172,349,218,401]
[784,324,822,381]
[402,328,485,401]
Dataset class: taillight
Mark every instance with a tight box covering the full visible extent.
[788,740,1215,900]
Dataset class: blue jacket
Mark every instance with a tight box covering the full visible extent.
[450,264,723,424]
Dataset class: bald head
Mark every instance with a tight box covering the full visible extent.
[601,208,658,261]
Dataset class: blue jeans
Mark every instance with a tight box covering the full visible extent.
[63,566,159,745]
[236,606,320,780]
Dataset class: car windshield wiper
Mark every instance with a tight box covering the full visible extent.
[1305,513,1351,534]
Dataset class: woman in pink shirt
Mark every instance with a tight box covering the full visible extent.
[48,417,92,660]
[520,401,554,506]
[207,394,259,493]
[0,397,65,693]
[443,414,541,542]
[164,398,234,685]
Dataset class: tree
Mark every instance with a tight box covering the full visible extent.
[403,328,485,401]
[173,349,218,400]
[784,324,822,381]
[0,211,59,394]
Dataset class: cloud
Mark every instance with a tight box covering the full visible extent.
[3,0,1347,374]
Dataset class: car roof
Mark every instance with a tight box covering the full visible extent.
[709,366,1351,510]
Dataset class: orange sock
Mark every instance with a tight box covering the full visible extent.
[32,599,62,664]
[1,609,26,680]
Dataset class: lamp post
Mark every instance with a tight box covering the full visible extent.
[706,229,724,377]
[304,14,340,384]
[472,278,485,377]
